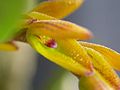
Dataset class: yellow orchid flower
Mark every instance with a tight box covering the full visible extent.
[0,0,120,90]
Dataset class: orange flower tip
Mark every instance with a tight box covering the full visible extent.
[84,30,94,40]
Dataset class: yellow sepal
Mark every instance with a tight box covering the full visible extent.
[27,20,93,40]
[56,39,93,74]
[31,0,84,19]
[84,47,120,89]
[80,42,120,71]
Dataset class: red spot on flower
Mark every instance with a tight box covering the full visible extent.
[45,39,57,48]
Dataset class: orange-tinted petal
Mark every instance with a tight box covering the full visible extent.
[80,42,120,71]
[31,0,84,19]
[27,20,93,40]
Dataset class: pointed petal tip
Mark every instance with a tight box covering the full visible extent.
[75,26,93,40]
[83,29,94,40]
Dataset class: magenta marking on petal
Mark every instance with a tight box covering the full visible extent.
[85,65,94,76]
[45,39,57,48]
[85,71,94,76]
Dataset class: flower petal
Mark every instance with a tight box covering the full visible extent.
[79,70,113,90]
[85,47,120,89]
[0,42,18,51]
[56,39,93,75]
[27,20,93,40]
[27,34,92,76]
[31,0,84,19]
[26,12,56,20]
[80,42,120,71]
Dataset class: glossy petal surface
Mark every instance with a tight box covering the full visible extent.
[27,34,91,76]
[56,39,93,75]
[27,20,92,40]
[26,12,56,20]
[80,42,120,71]
[32,0,84,19]
[85,47,120,89]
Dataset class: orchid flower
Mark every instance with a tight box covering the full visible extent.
[0,0,120,90]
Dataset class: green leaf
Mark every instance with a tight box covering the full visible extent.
[0,0,25,43]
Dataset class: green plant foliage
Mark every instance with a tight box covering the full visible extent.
[0,0,25,43]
